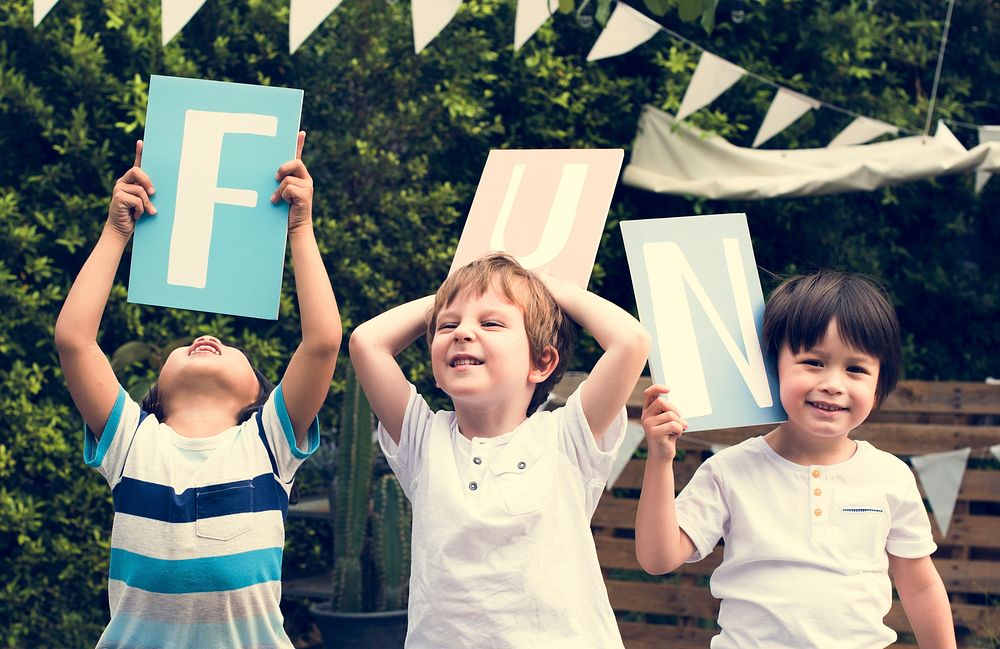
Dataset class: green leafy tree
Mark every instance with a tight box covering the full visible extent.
[1,0,996,646]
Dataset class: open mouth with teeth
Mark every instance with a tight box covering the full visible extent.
[189,342,222,356]
[808,401,846,412]
[450,356,483,368]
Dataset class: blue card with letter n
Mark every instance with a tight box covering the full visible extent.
[128,75,304,320]
[620,213,786,432]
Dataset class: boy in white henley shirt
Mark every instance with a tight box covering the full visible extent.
[350,253,650,648]
[634,271,957,648]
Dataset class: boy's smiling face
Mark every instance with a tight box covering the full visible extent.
[431,284,548,411]
[777,319,880,441]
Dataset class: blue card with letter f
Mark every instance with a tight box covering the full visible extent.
[128,75,304,320]
[621,213,786,432]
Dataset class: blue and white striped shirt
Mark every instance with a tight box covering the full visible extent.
[84,384,319,649]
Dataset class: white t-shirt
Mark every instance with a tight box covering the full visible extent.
[676,436,937,649]
[378,382,627,649]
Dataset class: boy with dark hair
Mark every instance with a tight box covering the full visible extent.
[635,270,955,648]
[350,252,650,648]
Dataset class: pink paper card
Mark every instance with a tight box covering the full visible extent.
[450,149,624,287]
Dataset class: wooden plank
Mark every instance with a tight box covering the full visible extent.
[596,536,720,576]
[606,579,719,618]
[879,382,1000,416]
[554,375,1000,418]
[854,423,1000,455]
[287,495,333,520]
[594,494,1000,552]
[618,621,717,649]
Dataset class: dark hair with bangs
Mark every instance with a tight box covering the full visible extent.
[762,271,901,407]
[427,252,576,415]
[140,346,274,424]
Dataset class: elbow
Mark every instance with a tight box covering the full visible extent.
[635,547,675,576]
[54,315,84,355]
[622,326,652,370]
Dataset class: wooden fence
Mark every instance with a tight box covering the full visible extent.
[550,373,1000,648]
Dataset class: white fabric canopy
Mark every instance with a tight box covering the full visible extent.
[622,105,1000,199]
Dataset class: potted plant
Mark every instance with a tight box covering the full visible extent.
[309,364,411,649]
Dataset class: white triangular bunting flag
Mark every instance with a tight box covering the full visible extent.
[975,126,1000,193]
[828,116,900,147]
[34,0,59,26]
[289,0,343,54]
[586,3,660,62]
[606,421,646,490]
[911,447,970,537]
[990,444,1000,464]
[752,87,821,148]
[412,0,462,53]
[162,0,208,45]
[514,0,558,51]
[676,52,746,121]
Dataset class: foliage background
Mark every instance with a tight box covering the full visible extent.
[0,0,996,646]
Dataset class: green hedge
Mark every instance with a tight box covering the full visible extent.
[1,0,996,646]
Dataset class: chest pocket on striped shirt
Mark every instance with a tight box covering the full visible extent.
[196,481,253,541]
[490,441,553,516]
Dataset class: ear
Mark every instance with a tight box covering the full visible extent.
[528,346,559,385]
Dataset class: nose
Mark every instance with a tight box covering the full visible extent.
[817,369,845,394]
[452,321,475,342]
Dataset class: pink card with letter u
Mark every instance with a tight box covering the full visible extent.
[450,149,624,288]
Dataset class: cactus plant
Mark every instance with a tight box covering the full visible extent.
[330,364,411,613]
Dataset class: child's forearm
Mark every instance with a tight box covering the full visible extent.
[349,295,435,443]
[352,295,435,358]
[635,456,689,574]
[891,555,957,648]
[55,225,129,352]
[542,277,649,435]
[289,227,342,355]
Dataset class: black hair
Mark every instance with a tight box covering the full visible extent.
[140,345,274,423]
[762,270,901,407]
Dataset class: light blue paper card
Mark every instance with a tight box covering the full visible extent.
[621,214,785,432]
[128,75,304,320]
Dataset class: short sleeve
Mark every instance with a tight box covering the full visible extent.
[257,383,320,482]
[554,381,627,482]
[886,464,937,559]
[376,384,434,500]
[675,458,729,562]
[83,385,145,487]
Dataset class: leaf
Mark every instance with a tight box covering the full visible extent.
[644,0,672,16]
[701,0,718,32]
[596,0,613,25]
[558,0,574,15]
[110,341,157,374]
[678,0,702,22]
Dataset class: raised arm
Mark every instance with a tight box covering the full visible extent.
[55,142,156,436]
[538,275,650,438]
[889,554,957,648]
[271,132,342,445]
[634,384,696,574]
[349,295,435,445]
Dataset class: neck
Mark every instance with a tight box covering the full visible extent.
[453,400,531,439]
[764,424,857,466]
[163,392,244,438]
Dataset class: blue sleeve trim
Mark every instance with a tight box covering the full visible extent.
[83,387,127,468]
[274,384,320,460]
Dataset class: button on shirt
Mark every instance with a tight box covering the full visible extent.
[378,382,627,649]
[675,436,936,649]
